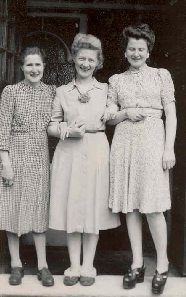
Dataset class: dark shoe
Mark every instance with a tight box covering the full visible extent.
[80,275,95,286]
[152,270,168,295]
[63,276,79,286]
[9,267,24,286]
[123,264,145,289]
[37,267,54,287]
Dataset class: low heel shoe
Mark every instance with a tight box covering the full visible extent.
[37,267,54,287]
[9,267,24,286]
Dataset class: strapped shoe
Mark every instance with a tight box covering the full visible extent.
[80,267,96,286]
[37,267,54,287]
[152,270,168,295]
[63,267,80,286]
[9,267,24,286]
[123,263,145,289]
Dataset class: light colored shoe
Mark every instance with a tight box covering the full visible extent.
[63,267,80,286]
[80,267,97,286]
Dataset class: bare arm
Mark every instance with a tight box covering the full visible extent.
[107,109,128,125]
[47,124,60,138]
[107,108,146,126]
[48,120,86,139]
[162,102,177,170]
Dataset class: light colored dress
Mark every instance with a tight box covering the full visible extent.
[49,78,120,234]
[108,65,175,213]
[0,81,56,236]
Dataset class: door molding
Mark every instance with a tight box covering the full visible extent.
[27,12,87,33]
[26,30,72,61]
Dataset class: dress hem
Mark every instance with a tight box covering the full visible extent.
[110,207,171,214]
[0,226,48,237]
[49,224,120,234]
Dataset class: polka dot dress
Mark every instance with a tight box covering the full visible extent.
[107,65,175,213]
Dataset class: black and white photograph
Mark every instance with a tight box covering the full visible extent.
[0,1,186,296]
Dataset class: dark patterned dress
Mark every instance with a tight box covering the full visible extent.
[0,81,55,236]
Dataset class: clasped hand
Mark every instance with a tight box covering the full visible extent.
[162,149,176,170]
[2,163,14,186]
[126,108,146,122]
[102,108,117,123]
[68,119,86,138]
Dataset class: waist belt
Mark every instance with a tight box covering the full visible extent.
[124,108,163,119]
[85,130,105,133]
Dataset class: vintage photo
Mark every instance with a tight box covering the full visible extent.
[0,0,186,296]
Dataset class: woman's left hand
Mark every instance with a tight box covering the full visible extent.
[162,149,176,170]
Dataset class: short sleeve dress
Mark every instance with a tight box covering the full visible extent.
[0,81,56,236]
[107,65,175,213]
[49,79,120,234]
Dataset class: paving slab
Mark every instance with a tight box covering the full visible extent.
[0,275,185,297]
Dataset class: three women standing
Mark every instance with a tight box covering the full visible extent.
[48,33,120,286]
[107,24,177,294]
[0,25,177,294]
[0,47,55,286]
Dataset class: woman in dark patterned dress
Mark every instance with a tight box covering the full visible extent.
[0,47,55,286]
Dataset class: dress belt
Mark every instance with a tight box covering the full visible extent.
[85,130,105,133]
[124,108,163,119]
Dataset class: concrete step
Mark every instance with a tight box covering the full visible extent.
[0,274,185,297]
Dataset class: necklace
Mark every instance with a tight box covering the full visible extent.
[76,83,93,103]
[77,90,91,103]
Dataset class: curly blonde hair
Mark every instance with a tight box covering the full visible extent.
[71,33,103,70]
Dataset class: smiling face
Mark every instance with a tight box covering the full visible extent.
[21,54,44,87]
[125,37,149,70]
[73,48,99,80]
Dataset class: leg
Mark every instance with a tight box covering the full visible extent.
[6,231,22,268]
[6,232,24,285]
[33,232,54,287]
[146,212,169,273]
[67,232,81,273]
[79,233,98,286]
[32,232,48,270]
[82,233,99,272]
[126,210,143,269]
[123,212,145,289]
[63,232,81,286]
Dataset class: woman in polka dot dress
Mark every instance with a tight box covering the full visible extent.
[106,24,177,294]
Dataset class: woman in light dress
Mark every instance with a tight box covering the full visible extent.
[106,24,177,294]
[48,33,120,286]
[0,47,55,286]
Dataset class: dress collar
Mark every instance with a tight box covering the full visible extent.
[66,77,104,92]
[128,63,148,74]
[19,80,46,91]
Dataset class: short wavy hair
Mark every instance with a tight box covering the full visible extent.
[122,24,155,53]
[18,46,46,65]
[71,33,103,70]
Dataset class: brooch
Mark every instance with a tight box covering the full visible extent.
[78,92,91,103]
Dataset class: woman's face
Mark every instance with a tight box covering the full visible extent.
[21,54,44,87]
[73,48,99,80]
[125,37,149,70]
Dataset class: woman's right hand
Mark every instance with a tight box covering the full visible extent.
[68,119,86,138]
[126,109,146,122]
[2,163,14,186]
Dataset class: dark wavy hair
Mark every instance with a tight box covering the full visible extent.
[18,46,46,65]
[122,24,155,53]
